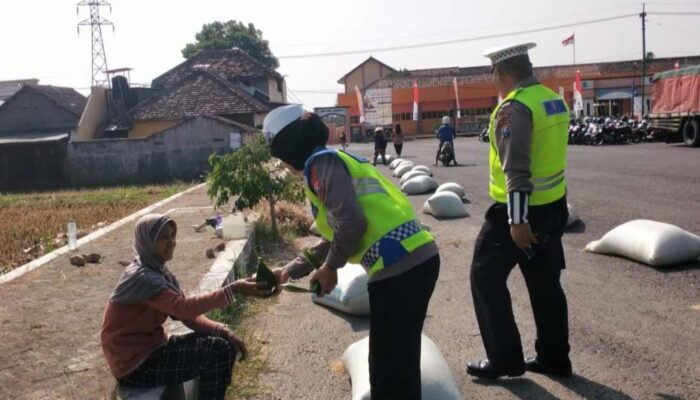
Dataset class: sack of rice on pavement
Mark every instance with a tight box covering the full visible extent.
[400,170,429,185]
[435,182,465,199]
[424,191,467,218]
[394,162,415,178]
[412,165,433,176]
[384,154,395,164]
[389,158,404,169]
[312,263,369,316]
[585,219,700,267]
[566,203,581,228]
[343,334,463,400]
[401,176,439,195]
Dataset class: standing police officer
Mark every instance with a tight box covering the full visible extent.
[466,43,572,380]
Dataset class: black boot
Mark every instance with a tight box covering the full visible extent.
[524,356,572,378]
[467,359,524,379]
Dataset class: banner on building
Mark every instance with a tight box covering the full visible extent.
[573,69,584,113]
[354,85,365,124]
[453,77,461,119]
[412,80,419,121]
[363,88,392,126]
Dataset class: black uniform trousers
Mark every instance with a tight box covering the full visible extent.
[368,254,440,400]
[470,197,570,369]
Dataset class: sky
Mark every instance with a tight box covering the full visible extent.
[1,0,699,108]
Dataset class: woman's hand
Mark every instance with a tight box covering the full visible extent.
[231,277,270,297]
[271,267,290,295]
[221,328,247,361]
[309,264,338,297]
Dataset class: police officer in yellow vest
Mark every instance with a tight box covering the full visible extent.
[262,105,440,399]
[466,43,572,380]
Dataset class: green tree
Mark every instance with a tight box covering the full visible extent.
[182,20,280,70]
[207,134,305,236]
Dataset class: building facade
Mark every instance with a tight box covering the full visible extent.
[337,56,700,136]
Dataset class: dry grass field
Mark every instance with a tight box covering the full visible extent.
[0,183,189,274]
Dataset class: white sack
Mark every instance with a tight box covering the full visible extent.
[384,155,395,164]
[312,263,369,316]
[435,182,466,199]
[412,165,433,176]
[394,163,415,178]
[389,158,404,169]
[401,176,439,195]
[400,170,429,185]
[343,334,463,400]
[426,191,467,218]
[566,203,580,227]
[585,219,700,267]
[423,200,434,215]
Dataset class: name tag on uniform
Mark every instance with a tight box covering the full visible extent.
[542,99,567,116]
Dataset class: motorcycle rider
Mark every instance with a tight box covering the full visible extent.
[435,116,458,166]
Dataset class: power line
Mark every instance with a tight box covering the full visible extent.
[275,2,641,50]
[279,13,639,59]
[647,11,700,15]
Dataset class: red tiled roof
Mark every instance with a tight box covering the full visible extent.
[130,70,270,120]
[152,49,281,89]
[370,55,700,89]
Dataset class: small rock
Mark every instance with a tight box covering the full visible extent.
[215,242,226,252]
[70,255,85,267]
[205,248,216,259]
[117,261,130,267]
[83,253,101,263]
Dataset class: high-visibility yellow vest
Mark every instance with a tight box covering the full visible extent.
[303,149,434,277]
[488,83,569,206]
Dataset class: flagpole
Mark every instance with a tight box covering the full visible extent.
[573,40,576,66]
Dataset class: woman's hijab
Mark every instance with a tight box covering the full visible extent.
[110,214,182,304]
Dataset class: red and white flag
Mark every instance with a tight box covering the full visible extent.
[412,80,419,121]
[354,85,365,124]
[573,69,583,112]
[453,77,461,119]
[562,33,575,47]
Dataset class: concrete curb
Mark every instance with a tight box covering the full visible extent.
[0,183,206,285]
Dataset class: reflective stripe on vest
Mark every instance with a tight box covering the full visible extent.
[303,148,433,276]
[488,84,569,206]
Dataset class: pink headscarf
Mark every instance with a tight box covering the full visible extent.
[110,214,182,304]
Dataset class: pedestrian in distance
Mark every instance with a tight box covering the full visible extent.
[435,116,458,166]
[373,126,389,165]
[392,123,404,156]
[101,214,270,400]
[263,105,440,400]
[466,42,572,380]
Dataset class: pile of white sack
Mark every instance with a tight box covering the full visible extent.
[343,334,463,400]
[585,219,700,267]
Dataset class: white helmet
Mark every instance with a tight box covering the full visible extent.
[442,116,451,125]
[262,104,304,144]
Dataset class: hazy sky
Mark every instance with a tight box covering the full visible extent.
[1,0,699,108]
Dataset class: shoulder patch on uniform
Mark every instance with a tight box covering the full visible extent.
[542,99,567,115]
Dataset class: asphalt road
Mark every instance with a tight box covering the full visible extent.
[255,138,700,400]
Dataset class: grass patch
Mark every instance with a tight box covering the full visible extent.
[0,182,191,274]
[253,200,313,246]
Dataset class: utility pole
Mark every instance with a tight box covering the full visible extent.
[640,2,647,116]
[77,1,114,87]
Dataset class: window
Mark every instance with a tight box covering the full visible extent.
[276,78,284,92]
[350,116,359,124]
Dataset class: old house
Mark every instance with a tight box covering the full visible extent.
[0,85,86,190]
[127,69,270,138]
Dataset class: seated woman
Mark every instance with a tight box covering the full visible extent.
[101,213,267,400]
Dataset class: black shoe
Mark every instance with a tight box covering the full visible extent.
[466,359,524,379]
[524,357,572,378]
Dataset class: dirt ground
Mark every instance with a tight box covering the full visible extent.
[0,186,223,400]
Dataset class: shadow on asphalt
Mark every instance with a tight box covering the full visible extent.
[433,163,478,168]
[320,306,370,332]
[564,221,587,234]
[655,393,687,400]
[473,374,635,399]
[656,260,700,273]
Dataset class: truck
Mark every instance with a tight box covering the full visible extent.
[649,65,700,147]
